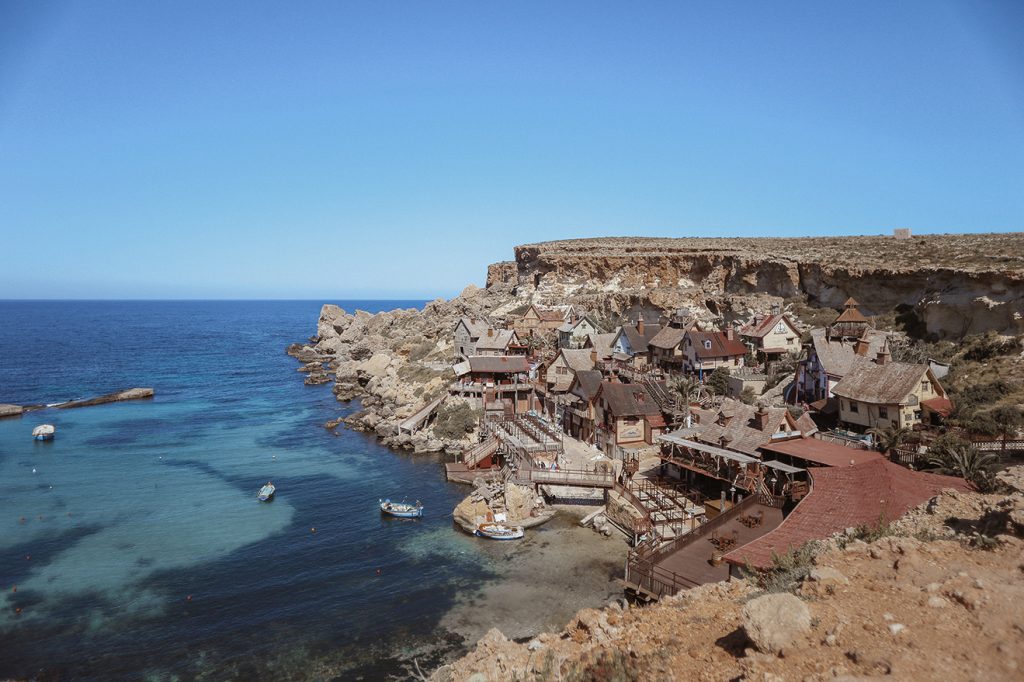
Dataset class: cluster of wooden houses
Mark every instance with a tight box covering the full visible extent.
[450,298,951,458]
[447,300,968,600]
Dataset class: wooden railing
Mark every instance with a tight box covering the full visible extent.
[462,437,499,468]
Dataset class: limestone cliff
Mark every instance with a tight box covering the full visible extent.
[493,234,1024,338]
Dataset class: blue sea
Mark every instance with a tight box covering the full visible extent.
[0,300,502,680]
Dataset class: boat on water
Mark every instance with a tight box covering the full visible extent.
[32,424,55,441]
[379,498,423,518]
[257,482,276,501]
[474,522,525,540]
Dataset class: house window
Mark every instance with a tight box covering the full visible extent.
[849,401,859,414]
[787,337,794,345]
[878,406,888,419]
[704,340,712,350]
[921,380,930,392]
[914,410,922,420]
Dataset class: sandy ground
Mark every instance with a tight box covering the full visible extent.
[440,509,629,646]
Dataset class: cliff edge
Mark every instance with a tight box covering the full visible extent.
[490,234,1024,337]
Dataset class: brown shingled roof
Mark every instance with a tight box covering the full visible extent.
[831,360,933,405]
[648,326,687,350]
[724,459,969,569]
[466,356,530,374]
[598,382,662,418]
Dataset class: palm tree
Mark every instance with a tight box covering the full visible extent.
[673,376,700,427]
[867,424,911,454]
[927,440,996,490]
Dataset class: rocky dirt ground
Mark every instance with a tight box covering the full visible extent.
[429,468,1024,681]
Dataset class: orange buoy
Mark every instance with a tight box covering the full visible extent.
[15,607,21,615]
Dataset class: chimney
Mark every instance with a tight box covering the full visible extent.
[718,411,733,427]
[771,303,781,316]
[590,349,597,365]
[854,338,870,357]
[754,406,771,431]
[726,326,735,341]
[637,318,645,336]
[875,344,891,365]
[487,327,494,337]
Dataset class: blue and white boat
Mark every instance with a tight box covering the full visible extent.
[380,499,423,518]
[32,424,55,441]
[257,482,276,501]
[474,522,524,540]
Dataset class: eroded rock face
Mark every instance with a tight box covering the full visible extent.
[504,235,1024,338]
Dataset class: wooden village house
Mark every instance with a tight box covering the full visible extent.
[594,381,666,455]
[680,329,747,378]
[610,319,662,370]
[453,316,493,360]
[557,315,599,349]
[738,311,800,361]
[830,342,951,431]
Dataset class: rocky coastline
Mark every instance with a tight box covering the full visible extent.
[286,283,520,453]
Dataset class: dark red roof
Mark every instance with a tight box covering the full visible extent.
[922,397,953,418]
[688,331,747,359]
[759,437,882,467]
[724,459,970,569]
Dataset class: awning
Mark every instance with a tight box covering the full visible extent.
[761,459,804,474]
[657,433,759,464]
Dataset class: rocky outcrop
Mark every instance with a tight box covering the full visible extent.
[55,388,155,409]
[0,404,24,418]
[503,235,1024,338]
[432,471,1024,681]
[290,282,516,452]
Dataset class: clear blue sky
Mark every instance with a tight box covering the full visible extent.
[1,1,1021,299]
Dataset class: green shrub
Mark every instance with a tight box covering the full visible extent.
[432,402,481,440]
[706,367,731,396]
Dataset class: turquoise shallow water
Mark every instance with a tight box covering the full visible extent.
[0,300,492,680]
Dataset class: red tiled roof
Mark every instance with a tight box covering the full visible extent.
[759,437,882,467]
[724,459,970,569]
[922,397,953,418]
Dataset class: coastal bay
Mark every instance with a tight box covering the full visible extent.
[0,300,625,680]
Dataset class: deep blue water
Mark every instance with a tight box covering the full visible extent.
[0,301,494,680]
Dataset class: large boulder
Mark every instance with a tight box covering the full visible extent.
[741,593,812,655]
[317,304,350,339]
[358,353,392,378]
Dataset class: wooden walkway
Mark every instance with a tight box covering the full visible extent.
[398,397,444,434]
[445,462,500,484]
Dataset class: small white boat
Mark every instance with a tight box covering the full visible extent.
[257,482,276,501]
[474,522,524,540]
[32,424,55,441]
[380,499,423,518]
